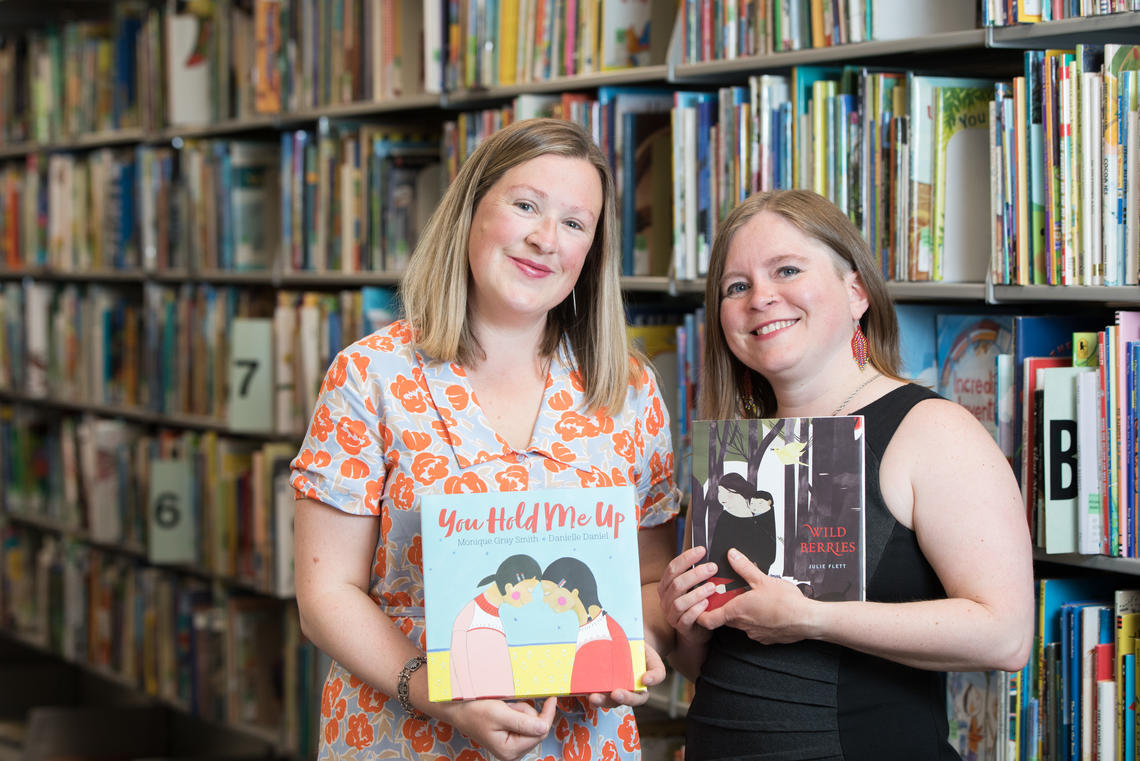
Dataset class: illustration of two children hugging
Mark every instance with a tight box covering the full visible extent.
[448,554,634,699]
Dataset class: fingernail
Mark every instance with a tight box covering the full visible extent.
[728,548,741,560]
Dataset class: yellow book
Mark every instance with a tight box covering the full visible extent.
[1115,593,1140,761]
[498,0,519,86]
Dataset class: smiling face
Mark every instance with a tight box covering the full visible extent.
[718,211,867,386]
[466,154,603,331]
[540,579,581,614]
[501,578,539,608]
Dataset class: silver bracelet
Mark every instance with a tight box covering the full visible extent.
[397,655,429,720]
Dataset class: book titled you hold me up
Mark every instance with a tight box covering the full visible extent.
[691,416,866,610]
[421,485,646,701]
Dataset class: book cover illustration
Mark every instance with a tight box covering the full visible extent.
[690,416,866,611]
[945,670,1008,761]
[936,314,1015,442]
[420,485,646,701]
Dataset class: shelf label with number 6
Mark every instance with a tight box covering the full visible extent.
[148,458,196,565]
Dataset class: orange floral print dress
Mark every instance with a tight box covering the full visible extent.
[291,319,680,761]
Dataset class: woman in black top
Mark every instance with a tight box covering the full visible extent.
[658,190,1034,760]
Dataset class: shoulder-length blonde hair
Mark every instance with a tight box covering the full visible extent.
[400,118,635,416]
[700,189,903,419]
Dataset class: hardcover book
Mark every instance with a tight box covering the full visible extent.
[420,486,646,701]
[689,416,866,611]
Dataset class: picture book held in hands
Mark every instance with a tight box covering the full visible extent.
[690,416,866,610]
[420,485,646,701]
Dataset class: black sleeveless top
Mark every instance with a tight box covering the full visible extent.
[685,384,961,761]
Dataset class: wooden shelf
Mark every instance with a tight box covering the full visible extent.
[0,389,305,442]
[988,11,1140,48]
[673,30,988,81]
[1033,548,1140,576]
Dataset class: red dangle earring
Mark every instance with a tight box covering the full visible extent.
[851,324,869,371]
[741,372,760,417]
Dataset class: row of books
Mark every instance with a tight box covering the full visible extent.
[662,68,997,282]
[6,71,1140,286]
[1006,579,1140,761]
[446,68,1001,283]
[279,125,442,275]
[990,46,1140,287]
[678,0,976,62]
[0,3,148,144]
[894,307,1140,559]
[0,128,442,277]
[445,0,672,91]
[0,280,398,432]
[987,0,1140,27]
[0,0,679,141]
[1,149,138,273]
[1023,313,1140,559]
[0,522,326,756]
[1,408,300,597]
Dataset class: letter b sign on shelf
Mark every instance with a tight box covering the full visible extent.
[228,318,275,432]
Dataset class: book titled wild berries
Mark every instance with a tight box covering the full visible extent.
[690,416,866,611]
[420,485,646,701]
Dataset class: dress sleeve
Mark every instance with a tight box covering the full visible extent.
[290,345,388,516]
[634,362,681,529]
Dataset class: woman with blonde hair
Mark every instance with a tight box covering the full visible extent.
[659,189,1033,760]
[293,118,680,761]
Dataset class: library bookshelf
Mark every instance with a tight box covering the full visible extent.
[1,1,1139,759]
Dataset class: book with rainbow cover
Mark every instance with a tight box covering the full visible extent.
[421,485,646,701]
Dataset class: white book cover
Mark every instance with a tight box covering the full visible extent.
[1096,679,1117,761]
[23,281,51,398]
[164,0,212,126]
[423,0,444,93]
[1080,72,1103,285]
[870,0,976,40]
[1040,365,1094,554]
[1127,108,1139,285]
[1081,603,1111,760]
[273,298,299,434]
[1076,370,1102,554]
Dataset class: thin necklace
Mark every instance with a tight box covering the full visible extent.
[831,371,881,416]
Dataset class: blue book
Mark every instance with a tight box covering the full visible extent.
[1127,653,1138,761]
[1129,341,1140,557]
[420,486,646,701]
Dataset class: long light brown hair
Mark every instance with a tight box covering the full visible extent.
[700,189,903,419]
[400,118,636,415]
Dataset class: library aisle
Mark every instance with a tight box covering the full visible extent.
[3,0,1140,759]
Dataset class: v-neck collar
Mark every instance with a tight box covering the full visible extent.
[417,344,615,476]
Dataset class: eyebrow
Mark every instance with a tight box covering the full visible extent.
[508,183,598,224]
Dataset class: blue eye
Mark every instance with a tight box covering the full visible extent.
[515,201,535,212]
[564,219,584,231]
[777,265,801,277]
[723,281,748,297]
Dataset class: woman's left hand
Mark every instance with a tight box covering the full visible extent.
[698,548,821,645]
[585,644,667,709]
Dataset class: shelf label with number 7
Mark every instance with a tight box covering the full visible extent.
[228,317,275,432]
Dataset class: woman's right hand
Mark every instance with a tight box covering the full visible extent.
[658,546,721,647]
[442,696,558,761]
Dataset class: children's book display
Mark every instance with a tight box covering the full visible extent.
[690,416,866,610]
[421,485,646,701]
